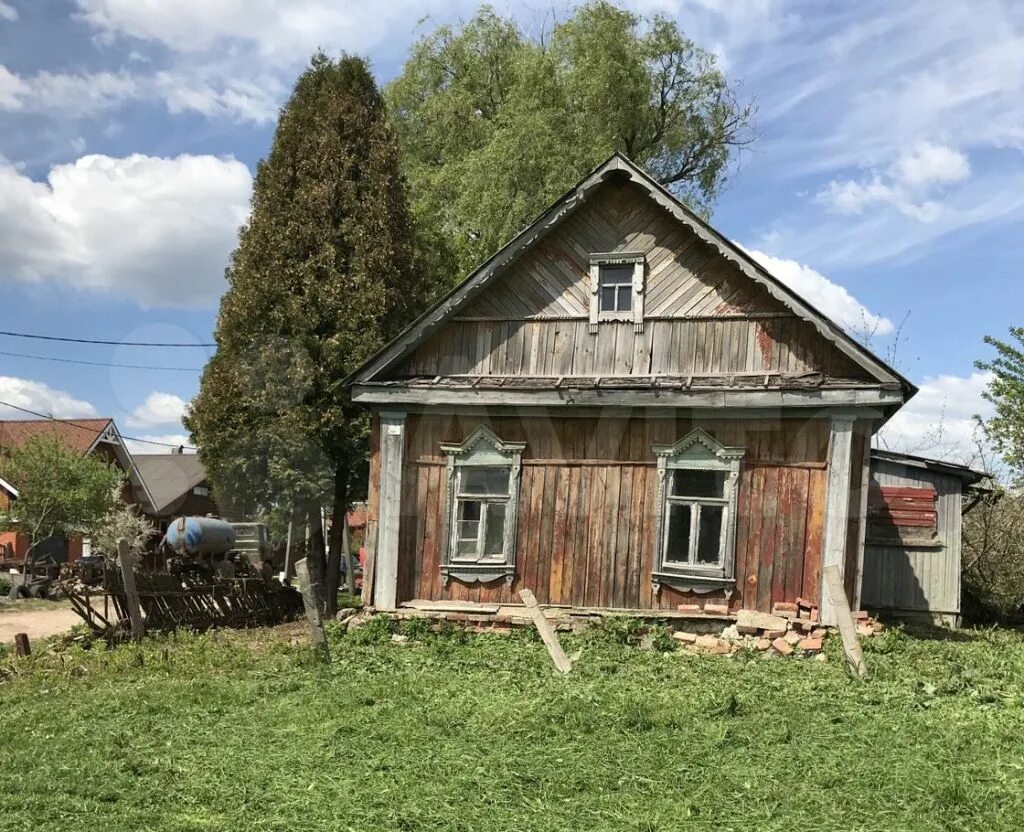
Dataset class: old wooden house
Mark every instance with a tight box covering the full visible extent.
[346,154,925,625]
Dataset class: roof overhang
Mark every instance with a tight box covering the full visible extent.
[344,153,916,408]
[87,421,159,515]
[870,448,992,486]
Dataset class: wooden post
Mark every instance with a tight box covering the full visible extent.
[295,557,329,660]
[824,564,867,679]
[519,588,572,673]
[117,538,145,642]
[375,411,406,611]
[821,414,855,626]
[13,632,30,657]
[341,512,352,593]
[283,520,293,578]
[361,519,378,607]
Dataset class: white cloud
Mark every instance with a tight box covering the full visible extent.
[815,142,971,222]
[0,67,139,116]
[0,376,98,420]
[0,2,17,22]
[877,371,994,466]
[746,249,894,336]
[0,153,251,306]
[126,392,187,429]
[123,434,195,455]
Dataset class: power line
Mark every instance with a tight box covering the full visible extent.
[0,329,216,348]
[0,349,203,372]
[0,399,198,451]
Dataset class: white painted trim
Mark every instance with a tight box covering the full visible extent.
[0,475,18,498]
[820,415,856,626]
[375,411,406,611]
[88,419,159,515]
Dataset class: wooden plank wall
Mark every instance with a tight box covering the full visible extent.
[397,318,861,379]
[389,413,829,612]
[393,178,869,382]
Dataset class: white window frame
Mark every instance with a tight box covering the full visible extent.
[589,252,645,334]
[440,426,525,585]
[651,429,744,594]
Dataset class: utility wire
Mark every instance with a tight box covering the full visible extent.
[0,399,198,451]
[0,349,202,372]
[0,329,215,348]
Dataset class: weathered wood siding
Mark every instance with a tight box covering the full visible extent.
[376,413,829,612]
[392,179,869,382]
[861,459,963,620]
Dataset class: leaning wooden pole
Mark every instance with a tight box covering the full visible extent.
[295,557,330,661]
[117,538,145,642]
[519,588,572,673]
[823,564,867,679]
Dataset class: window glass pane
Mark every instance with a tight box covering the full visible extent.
[672,469,726,498]
[461,467,509,496]
[483,502,507,557]
[617,285,632,312]
[664,503,691,563]
[599,264,633,287]
[457,500,481,557]
[600,286,617,312]
[696,504,724,564]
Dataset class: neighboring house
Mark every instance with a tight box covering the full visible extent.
[133,451,218,532]
[346,153,979,625]
[0,418,157,561]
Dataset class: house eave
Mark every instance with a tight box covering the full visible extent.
[351,383,905,410]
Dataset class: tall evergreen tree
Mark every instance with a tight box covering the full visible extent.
[186,54,427,613]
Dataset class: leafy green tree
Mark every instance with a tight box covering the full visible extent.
[977,327,1024,479]
[186,53,427,614]
[387,1,755,279]
[0,437,123,556]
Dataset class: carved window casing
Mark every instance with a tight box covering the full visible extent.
[589,252,645,333]
[440,427,525,585]
[651,429,744,594]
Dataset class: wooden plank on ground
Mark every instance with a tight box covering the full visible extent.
[519,588,572,673]
[117,539,145,642]
[824,564,867,679]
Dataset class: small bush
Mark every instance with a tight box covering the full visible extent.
[400,616,433,641]
[346,614,395,645]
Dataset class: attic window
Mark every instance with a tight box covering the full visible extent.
[589,252,645,333]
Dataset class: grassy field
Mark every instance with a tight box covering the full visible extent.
[1,619,1023,832]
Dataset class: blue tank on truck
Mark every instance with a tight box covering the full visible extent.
[165,516,237,556]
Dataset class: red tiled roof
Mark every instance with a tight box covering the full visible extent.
[0,418,113,456]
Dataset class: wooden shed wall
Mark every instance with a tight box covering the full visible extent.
[392,179,870,382]
[861,459,963,620]
[372,412,832,612]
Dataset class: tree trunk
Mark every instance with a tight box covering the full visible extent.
[324,461,349,618]
[306,507,327,611]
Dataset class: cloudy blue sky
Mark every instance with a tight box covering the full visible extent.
[0,0,1020,463]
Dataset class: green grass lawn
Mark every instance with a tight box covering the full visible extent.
[1,619,1023,832]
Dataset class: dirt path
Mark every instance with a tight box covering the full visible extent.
[0,602,81,647]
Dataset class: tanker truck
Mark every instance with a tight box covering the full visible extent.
[163,516,272,579]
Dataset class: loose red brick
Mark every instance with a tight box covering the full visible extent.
[852,610,870,620]
[677,603,702,613]
[796,597,814,609]
[764,629,786,639]
[810,628,828,639]
[772,602,799,618]
[703,603,729,616]
[672,631,697,644]
[755,638,772,651]
[784,631,801,646]
[736,625,760,636]
[799,637,823,652]
[856,623,874,637]
[809,608,820,623]
[771,637,794,656]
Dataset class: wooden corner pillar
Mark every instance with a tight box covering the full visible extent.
[820,414,856,626]
[375,410,406,611]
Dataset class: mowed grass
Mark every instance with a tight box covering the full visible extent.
[1,620,1023,832]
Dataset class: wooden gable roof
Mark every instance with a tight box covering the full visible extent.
[347,154,914,404]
